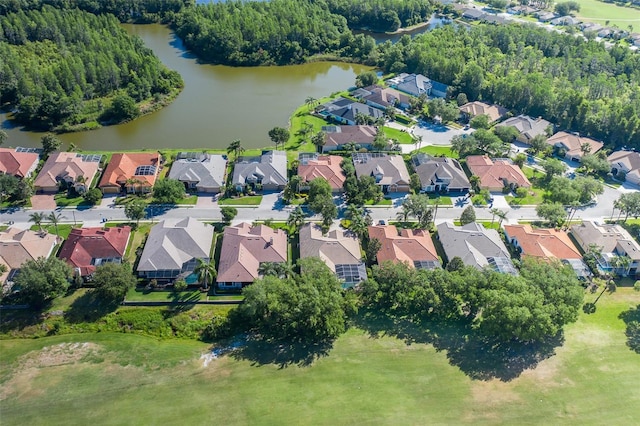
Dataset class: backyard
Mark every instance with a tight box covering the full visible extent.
[1,288,638,425]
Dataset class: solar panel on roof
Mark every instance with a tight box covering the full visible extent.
[335,263,367,283]
[15,147,41,153]
[76,154,102,162]
[488,257,518,275]
[413,260,441,270]
[135,165,157,176]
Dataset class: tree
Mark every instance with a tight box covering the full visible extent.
[258,262,290,279]
[240,257,347,343]
[494,126,520,143]
[221,206,238,223]
[474,129,508,157]
[536,202,567,227]
[104,93,139,123]
[268,127,290,149]
[153,179,185,204]
[92,262,137,304]
[513,153,527,168]
[580,154,611,176]
[29,212,46,233]
[83,188,103,205]
[308,178,333,211]
[311,131,326,152]
[14,257,72,308]
[469,114,490,130]
[541,158,567,181]
[372,129,389,151]
[460,206,476,225]
[0,174,19,201]
[365,237,382,266]
[0,129,7,146]
[555,1,580,16]
[410,173,422,194]
[227,139,244,162]
[283,175,303,203]
[615,192,640,222]
[451,134,479,158]
[47,211,64,237]
[446,256,465,272]
[487,0,508,10]
[41,133,62,156]
[400,194,434,228]
[528,134,550,156]
[124,199,146,225]
[173,279,188,292]
[195,258,216,290]
[355,71,377,88]
[287,206,306,234]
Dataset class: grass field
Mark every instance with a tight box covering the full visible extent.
[218,195,263,206]
[1,289,638,425]
[575,0,640,30]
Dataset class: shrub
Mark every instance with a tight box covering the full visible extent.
[516,187,528,198]
[634,281,640,292]
[173,279,188,292]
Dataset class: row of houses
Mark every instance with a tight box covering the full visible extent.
[3,217,637,293]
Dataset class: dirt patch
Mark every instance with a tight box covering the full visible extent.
[463,380,521,422]
[20,342,103,369]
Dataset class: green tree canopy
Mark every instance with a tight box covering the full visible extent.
[92,262,137,304]
[14,257,72,308]
[153,179,185,204]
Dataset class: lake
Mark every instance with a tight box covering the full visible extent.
[0,24,369,151]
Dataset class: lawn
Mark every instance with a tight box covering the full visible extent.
[416,145,458,158]
[382,126,414,144]
[29,224,76,239]
[574,0,640,30]
[1,288,639,425]
[125,287,206,302]
[364,198,393,206]
[218,195,263,206]
[124,223,151,263]
[54,193,90,207]
[115,194,198,206]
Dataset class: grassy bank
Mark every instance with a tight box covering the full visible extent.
[1,288,638,425]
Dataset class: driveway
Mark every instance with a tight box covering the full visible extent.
[196,192,219,207]
[30,194,56,210]
[489,193,510,209]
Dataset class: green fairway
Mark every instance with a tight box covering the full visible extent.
[1,289,639,425]
[575,0,640,29]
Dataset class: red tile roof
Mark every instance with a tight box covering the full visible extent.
[368,225,439,267]
[99,152,160,189]
[466,155,531,190]
[504,225,581,260]
[298,155,345,191]
[58,226,131,276]
[0,148,39,178]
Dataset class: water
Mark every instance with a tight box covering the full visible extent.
[357,14,451,44]
[0,24,369,150]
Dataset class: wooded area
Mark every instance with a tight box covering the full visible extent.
[0,5,183,130]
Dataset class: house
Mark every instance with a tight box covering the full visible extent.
[168,152,227,193]
[0,148,39,178]
[608,150,640,186]
[507,5,537,15]
[482,14,510,25]
[369,225,441,270]
[550,16,580,26]
[232,150,288,191]
[571,221,640,278]
[496,115,551,144]
[630,33,640,47]
[299,223,366,288]
[437,222,517,274]
[353,153,411,193]
[321,125,377,152]
[546,132,603,162]
[581,22,603,34]
[387,73,449,99]
[217,222,287,288]
[0,228,59,289]
[504,224,590,278]
[352,85,412,111]
[317,97,384,125]
[297,154,345,192]
[536,11,557,22]
[459,101,508,123]
[412,153,470,194]
[466,155,531,191]
[34,152,101,193]
[58,226,131,279]
[462,8,486,20]
[99,152,161,194]
[137,218,213,282]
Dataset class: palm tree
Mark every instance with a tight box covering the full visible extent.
[305,96,317,109]
[287,206,306,234]
[311,131,326,153]
[345,204,363,221]
[489,207,501,226]
[47,211,64,237]
[227,139,244,162]
[29,212,46,233]
[610,255,631,277]
[195,258,216,291]
[566,200,580,228]
[495,209,508,227]
[68,142,77,152]
[258,261,280,277]
[580,142,592,156]
[469,175,481,192]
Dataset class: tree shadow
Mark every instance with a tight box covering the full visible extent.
[0,308,43,335]
[229,334,333,368]
[619,304,640,354]
[353,309,563,382]
[65,291,117,323]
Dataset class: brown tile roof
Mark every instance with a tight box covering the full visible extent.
[35,152,100,190]
[353,154,410,187]
[368,225,440,268]
[99,152,160,189]
[298,155,345,191]
[504,225,581,260]
[571,221,640,261]
[58,226,131,276]
[217,223,287,284]
[0,148,39,178]
[323,125,377,148]
[360,85,412,108]
[459,101,508,123]
[0,228,59,282]
[547,132,603,159]
[466,155,531,190]
[608,150,640,182]
[299,223,363,274]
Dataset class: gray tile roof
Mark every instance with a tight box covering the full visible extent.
[353,153,410,187]
[137,218,213,272]
[413,155,470,191]
[437,222,515,273]
[232,150,288,187]
[168,153,227,191]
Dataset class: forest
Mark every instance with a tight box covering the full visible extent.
[0,6,183,131]
[322,0,434,32]
[376,24,640,148]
